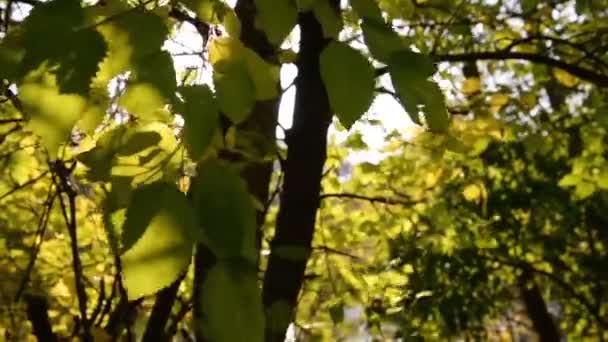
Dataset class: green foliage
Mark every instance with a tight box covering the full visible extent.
[200,261,265,342]
[388,50,449,132]
[191,159,257,262]
[208,37,279,123]
[254,0,297,45]
[119,51,177,121]
[120,182,199,299]
[2,0,608,340]
[177,85,220,160]
[320,41,375,129]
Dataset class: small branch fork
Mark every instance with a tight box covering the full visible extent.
[49,160,93,342]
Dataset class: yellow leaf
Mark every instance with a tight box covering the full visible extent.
[553,68,579,87]
[461,77,481,95]
[489,93,509,113]
[462,184,481,201]
[49,279,72,297]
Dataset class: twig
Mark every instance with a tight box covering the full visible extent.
[0,171,49,201]
[14,189,57,302]
[50,160,92,341]
[319,192,422,206]
[313,245,362,261]
[376,51,608,87]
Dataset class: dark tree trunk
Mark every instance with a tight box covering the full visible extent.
[261,5,337,341]
[24,294,58,342]
[519,270,561,342]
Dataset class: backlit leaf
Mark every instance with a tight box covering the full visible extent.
[213,61,256,123]
[254,0,297,45]
[350,0,383,21]
[199,261,264,342]
[313,0,343,38]
[120,182,198,299]
[178,85,220,160]
[388,51,448,132]
[20,72,87,156]
[361,20,407,63]
[320,42,375,129]
[191,159,257,261]
[119,51,177,119]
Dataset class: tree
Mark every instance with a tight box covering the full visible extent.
[0,0,607,341]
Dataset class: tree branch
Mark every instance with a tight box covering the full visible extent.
[320,192,422,206]
[377,51,608,87]
[24,294,58,342]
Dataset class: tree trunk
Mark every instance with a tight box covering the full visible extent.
[519,270,561,342]
[261,4,337,341]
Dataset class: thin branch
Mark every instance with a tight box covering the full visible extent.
[14,189,57,302]
[0,118,23,124]
[169,7,210,46]
[376,51,608,87]
[312,245,362,261]
[0,171,49,201]
[320,192,422,206]
[51,161,92,341]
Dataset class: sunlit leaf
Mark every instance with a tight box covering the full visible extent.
[120,182,199,299]
[91,7,169,83]
[119,51,176,120]
[320,42,375,129]
[213,61,256,123]
[191,159,257,261]
[20,72,87,156]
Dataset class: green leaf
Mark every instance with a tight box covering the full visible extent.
[77,127,128,181]
[208,37,277,122]
[254,0,297,45]
[191,159,257,261]
[18,0,108,95]
[558,173,581,187]
[360,19,407,63]
[179,0,230,24]
[20,72,87,156]
[0,29,26,82]
[117,131,163,156]
[223,9,242,37]
[120,182,198,299]
[320,42,375,129]
[242,49,280,101]
[9,149,38,185]
[296,0,315,10]
[92,7,169,83]
[51,29,108,95]
[77,86,110,134]
[199,261,264,342]
[378,0,415,19]
[213,61,256,124]
[388,50,449,132]
[350,0,383,21]
[329,302,344,323]
[313,0,343,38]
[119,51,177,119]
[177,85,220,160]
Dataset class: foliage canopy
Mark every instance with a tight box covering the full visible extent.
[0,0,607,341]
